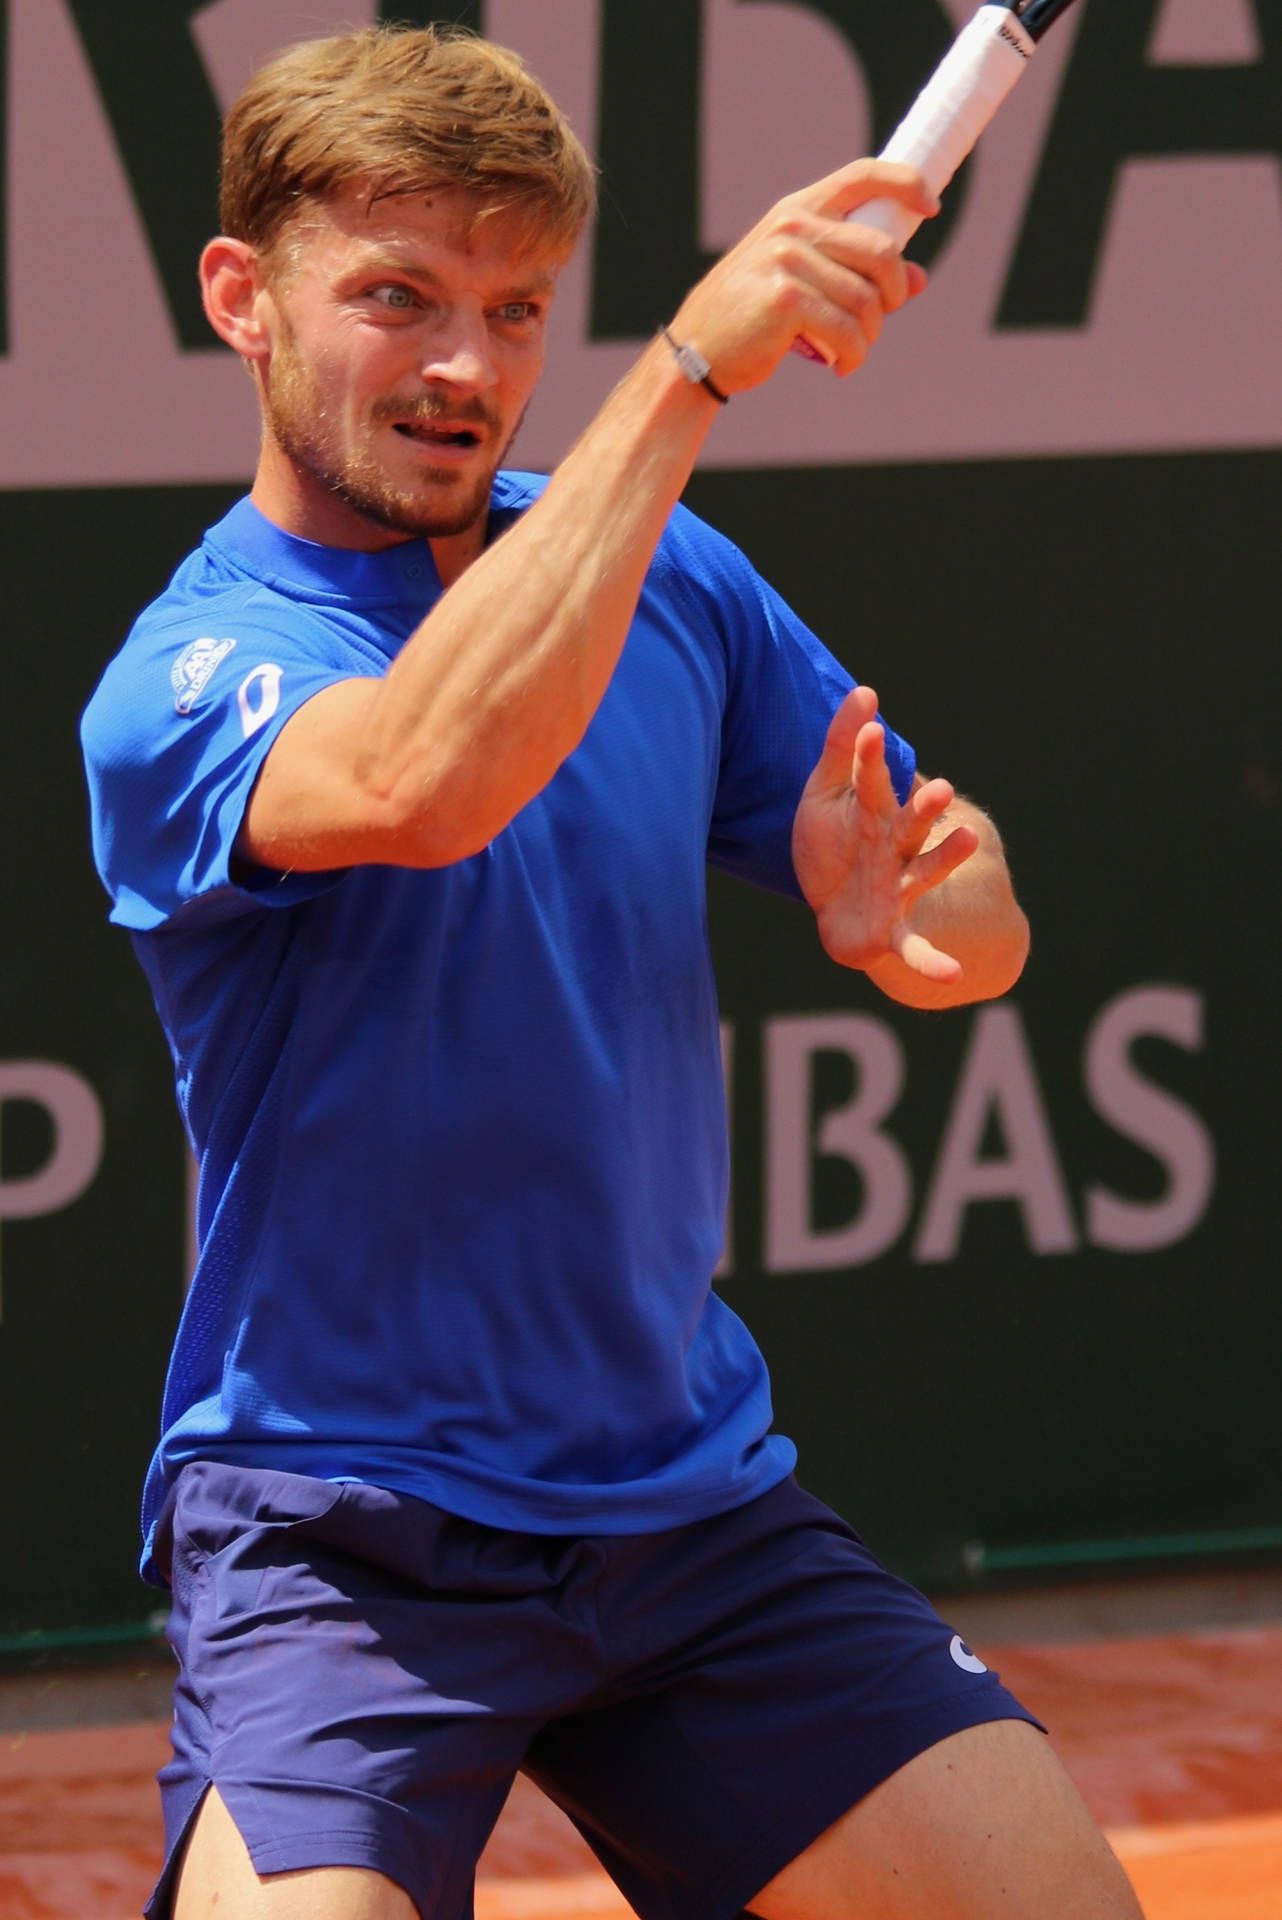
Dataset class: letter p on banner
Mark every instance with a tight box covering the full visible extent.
[0,1061,105,1320]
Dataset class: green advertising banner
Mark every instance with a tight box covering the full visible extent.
[2,0,1280,1641]
[690,448,1282,1584]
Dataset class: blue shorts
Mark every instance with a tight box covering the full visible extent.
[149,1462,1041,1920]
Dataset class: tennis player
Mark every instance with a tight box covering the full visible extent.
[82,25,1140,1920]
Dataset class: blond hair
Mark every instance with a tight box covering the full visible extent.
[219,25,595,262]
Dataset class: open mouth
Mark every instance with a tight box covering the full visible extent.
[392,422,483,450]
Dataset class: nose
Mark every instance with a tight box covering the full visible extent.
[420,306,497,393]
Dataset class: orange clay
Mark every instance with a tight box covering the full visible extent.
[2,1627,1280,1919]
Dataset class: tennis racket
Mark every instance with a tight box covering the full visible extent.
[798,0,1082,362]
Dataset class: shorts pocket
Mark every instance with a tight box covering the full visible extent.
[168,1462,347,1622]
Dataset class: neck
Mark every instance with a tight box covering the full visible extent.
[249,437,491,586]
[428,522,488,587]
[250,437,409,552]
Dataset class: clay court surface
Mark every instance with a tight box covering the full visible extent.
[2,1581,1280,1919]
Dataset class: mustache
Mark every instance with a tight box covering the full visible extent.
[370,390,499,433]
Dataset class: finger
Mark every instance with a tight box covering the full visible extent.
[772,282,877,377]
[903,821,980,896]
[798,158,941,227]
[780,237,895,344]
[808,685,880,793]
[896,775,957,853]
[810,220,915,317]
[893,927,965,984]
[850,715,899,816]
[705,218,886,375]
[909,775,957,820]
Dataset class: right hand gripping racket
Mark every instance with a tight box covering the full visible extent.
[799,0,1082,361]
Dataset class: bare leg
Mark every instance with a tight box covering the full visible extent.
[747,1720,1144,1920]
[173,1785,420,1920]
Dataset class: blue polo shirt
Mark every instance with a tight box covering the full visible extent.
[81,473,915,1579]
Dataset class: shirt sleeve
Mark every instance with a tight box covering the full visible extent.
[81,607,376,932]
[659,511,916,899]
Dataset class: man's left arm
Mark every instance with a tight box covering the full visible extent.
[792,684,1029,1010]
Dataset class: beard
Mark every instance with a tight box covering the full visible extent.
[264,327,521,541]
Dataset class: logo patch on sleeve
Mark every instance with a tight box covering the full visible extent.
[238,663,283,739]
[172,636,237,714]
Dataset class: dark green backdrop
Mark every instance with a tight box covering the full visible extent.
[688,452,1282,1585]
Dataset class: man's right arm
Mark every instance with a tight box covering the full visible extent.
[237,162,937,876]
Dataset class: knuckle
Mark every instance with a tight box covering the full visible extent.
[770,270,806,316]
[859,227,898,267]
[769,233,806,275]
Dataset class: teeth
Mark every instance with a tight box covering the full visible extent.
[394,423,477,446]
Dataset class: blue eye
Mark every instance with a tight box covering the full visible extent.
[373,284,415,310]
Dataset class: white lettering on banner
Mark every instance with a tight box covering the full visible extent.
[753,989,1213,1275]
[5,0,1282,485]
[765,1014,912,1272]
[1148,0,1261,65]
[238,664,282,739]
[0,1061,105,1321]
[1083,986,1215,1252]
[914,1003,1078,1262]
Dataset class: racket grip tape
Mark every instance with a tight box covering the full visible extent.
[796,3,1036,364]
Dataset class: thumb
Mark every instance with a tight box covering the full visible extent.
[801,158,940,224]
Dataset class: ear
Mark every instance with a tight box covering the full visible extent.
[200,237,274,363]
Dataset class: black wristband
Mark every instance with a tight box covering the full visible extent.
[660,326,729,405]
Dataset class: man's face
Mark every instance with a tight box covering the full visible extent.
[258,185,565,547]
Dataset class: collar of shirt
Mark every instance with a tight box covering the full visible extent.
[206,474,531,608]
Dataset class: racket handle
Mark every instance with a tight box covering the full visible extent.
[795,2,1036,364]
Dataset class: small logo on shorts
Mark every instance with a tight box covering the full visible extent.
[172,636,237,714]
[949,1634,988,1675]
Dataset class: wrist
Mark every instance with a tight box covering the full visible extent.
[658,325,729,405]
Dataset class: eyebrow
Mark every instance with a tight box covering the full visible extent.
[355,255,558,300]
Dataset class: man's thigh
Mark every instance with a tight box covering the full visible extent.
[174,1787,418,1920]
[747,1720,1143,1920]
[524,1478,1045,1920]
[151,1462,603,1920]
